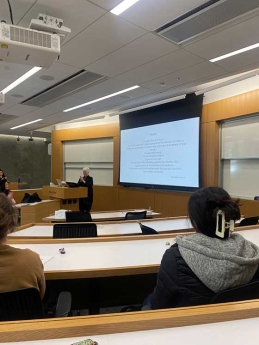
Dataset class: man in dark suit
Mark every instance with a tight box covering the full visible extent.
[77,167,93,212]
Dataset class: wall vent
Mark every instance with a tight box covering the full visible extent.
[22,70,109,107]
[156,0,259,44]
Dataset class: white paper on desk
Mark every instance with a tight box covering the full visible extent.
[40,256,53,265]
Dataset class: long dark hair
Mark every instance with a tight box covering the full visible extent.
[188,187,240,239]
[0,179,8,196]
[0,169,5,179]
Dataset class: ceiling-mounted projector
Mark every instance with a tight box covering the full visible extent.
[30,14,71,45]
[0,22,60,68]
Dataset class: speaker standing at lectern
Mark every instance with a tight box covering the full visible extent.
[77,167,93,212]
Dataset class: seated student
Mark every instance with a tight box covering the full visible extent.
[0,180,16,205]
[0,194,45,298]
[0,169,6,181]
[150,187,259,310]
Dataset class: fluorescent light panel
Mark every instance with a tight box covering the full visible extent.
[1,67,42,95]
[63,85,140,112]
[111,0,140,15]
[210,43,259,62]
[10,119,43,130]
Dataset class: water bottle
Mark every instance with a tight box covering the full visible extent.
[18,176,21,183]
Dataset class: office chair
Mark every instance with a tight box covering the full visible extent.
[239,216,259,227]
[0,288,71,321]
[211,281,259,304]
[53,223,97,238]
[65,211,92,222]
[125,211,147,220]
[138,222,158,235]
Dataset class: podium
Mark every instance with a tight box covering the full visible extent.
[42,186,88,211]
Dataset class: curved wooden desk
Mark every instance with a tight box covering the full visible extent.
[7,227,259,280]
[10,217,193,238]
[0,300,259,343]
[42,209,161,223]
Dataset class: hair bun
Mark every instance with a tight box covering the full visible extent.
[206,198,231,210]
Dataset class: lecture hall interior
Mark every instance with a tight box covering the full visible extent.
[1,0,259,344]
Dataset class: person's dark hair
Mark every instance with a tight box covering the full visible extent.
[0,169,5,178]
[188,187,240,239]
[0,194,17,240]
[0,179,8,195]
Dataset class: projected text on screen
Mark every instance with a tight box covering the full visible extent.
[120,117,199,188]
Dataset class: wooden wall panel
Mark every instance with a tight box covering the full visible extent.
[239,199,259,218]
[13,189,44,204]
[118,188,155,210]
[154,191,190,217]
[92,186,119,211]
[113,136,120,186]
[201,121,219,187]
[203,89,259,123]
[52,123,119,142]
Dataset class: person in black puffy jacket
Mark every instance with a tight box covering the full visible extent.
[150,187,259,310]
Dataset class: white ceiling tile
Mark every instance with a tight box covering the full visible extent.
[86,33,179,77]
[0,63,32,88]
[0,85,42,112]
[59,12,146,68]
[141,62,227,91]
[18,0,106,44]
[89,0,122,11]
[185,15,259,60]
[119,0,209,31]
[0,0,37,25]
[116,49,205,85]
[213,49,259,72]
[73,78,141,101]
[3,104,38,116]
[23,62,80,90]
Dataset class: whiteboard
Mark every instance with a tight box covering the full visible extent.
[222,159,259,198]
[221,115,259,198]
[221,116,259,159]
[63,138,113,186]
[64,138,113,162]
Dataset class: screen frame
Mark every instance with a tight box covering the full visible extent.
[118,94,203,192]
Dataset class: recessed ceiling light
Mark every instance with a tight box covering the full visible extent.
[40,75,55,81]
[10,119,43,130]
[10,94,24,98]
[210,42,259,62]
[1,67,42,95]
[63,85,140,112]
[111,0,140,15]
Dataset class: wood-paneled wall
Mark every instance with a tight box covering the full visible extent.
[202,88,259,187]
[52,88,259,216]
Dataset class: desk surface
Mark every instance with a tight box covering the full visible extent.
[15,200,54,209]
[9,228,259,280]
[10,217,192,238]
[5,316,259,344]
[43,210,160,222]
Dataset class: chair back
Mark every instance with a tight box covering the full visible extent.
[139,222,158,235]
[65,211,92,222]
[211,281,259,304]
[125,211,147,220]
[239,216,259,227]
[0,288,45,321]
[53,223,97,238]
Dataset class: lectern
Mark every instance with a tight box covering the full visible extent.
[42,185,88,211]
